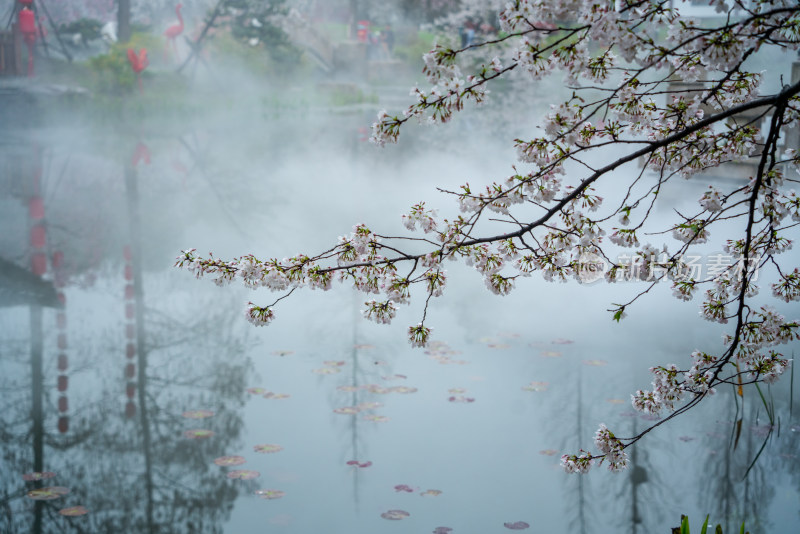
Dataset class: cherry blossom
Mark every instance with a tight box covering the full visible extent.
[180,0,800,475]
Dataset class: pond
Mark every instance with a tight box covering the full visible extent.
[1,72,799,534]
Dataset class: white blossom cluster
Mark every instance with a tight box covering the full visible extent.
[593,424,629,472]
[560,450,594,474]
[244,303,274,327]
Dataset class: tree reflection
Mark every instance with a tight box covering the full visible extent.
[0,139,253,533]
[698,385,796,533]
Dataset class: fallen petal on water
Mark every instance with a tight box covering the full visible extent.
[420,489,442,496]
[522,382,548,392]
[58,506,88,517]
[227,470,260,480]
[22,471,56,482]
[27,487,69,501]
[183,429,214,439]
[388,386,418,394]
[363,415,389,422]
[582,359,607,366]
[255,489,286,500]
[333,407,360,415]
[539,351,562,358]
[381,509,410,520]
[254,444,283,454]
[181,410,214,419]
[504,521,530,530]
[347,460,372,468]
[264,392,290,399]
[214,455,246,466]
[312,367,340,375]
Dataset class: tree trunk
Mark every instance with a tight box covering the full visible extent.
[118,0,131,43]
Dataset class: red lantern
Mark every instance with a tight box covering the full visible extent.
[18,7,36,37]
[126,383,136,398]
[131,141,151,166]
[125,401,136,418]
[52,250,64,269]
[124,264,133,281]
[30,224,45,249]
[57,354,67,371]
[125,363,136,379]
[31,252,46,276]
[58,396,68,412]
[57,375,68,392]
[58,416,69,433]
[126,343,136,359]
[29,197,44,219]
[125,302,135,320]
[18,6,37,76]
[125,284,135,300]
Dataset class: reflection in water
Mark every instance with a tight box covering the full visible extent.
[1,66,799,534]
[0,136,252,533]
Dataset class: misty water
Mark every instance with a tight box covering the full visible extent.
[2,41,800,534]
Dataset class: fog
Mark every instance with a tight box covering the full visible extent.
[1,1,799,533]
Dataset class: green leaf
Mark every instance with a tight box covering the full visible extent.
[613,308,625,322]
[681,514,690,534]
[715,525,722,534]
[700,515,709,534]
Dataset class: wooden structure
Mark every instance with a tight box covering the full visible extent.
[0,26,23,76]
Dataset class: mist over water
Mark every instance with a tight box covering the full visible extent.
[1,2,800,533]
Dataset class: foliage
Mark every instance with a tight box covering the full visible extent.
[57,18,103,45]
[87,32,161,94]
[178,0,800,476]
[393,30,437,65]
[672,514,750,534]
[211,0,303,72]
